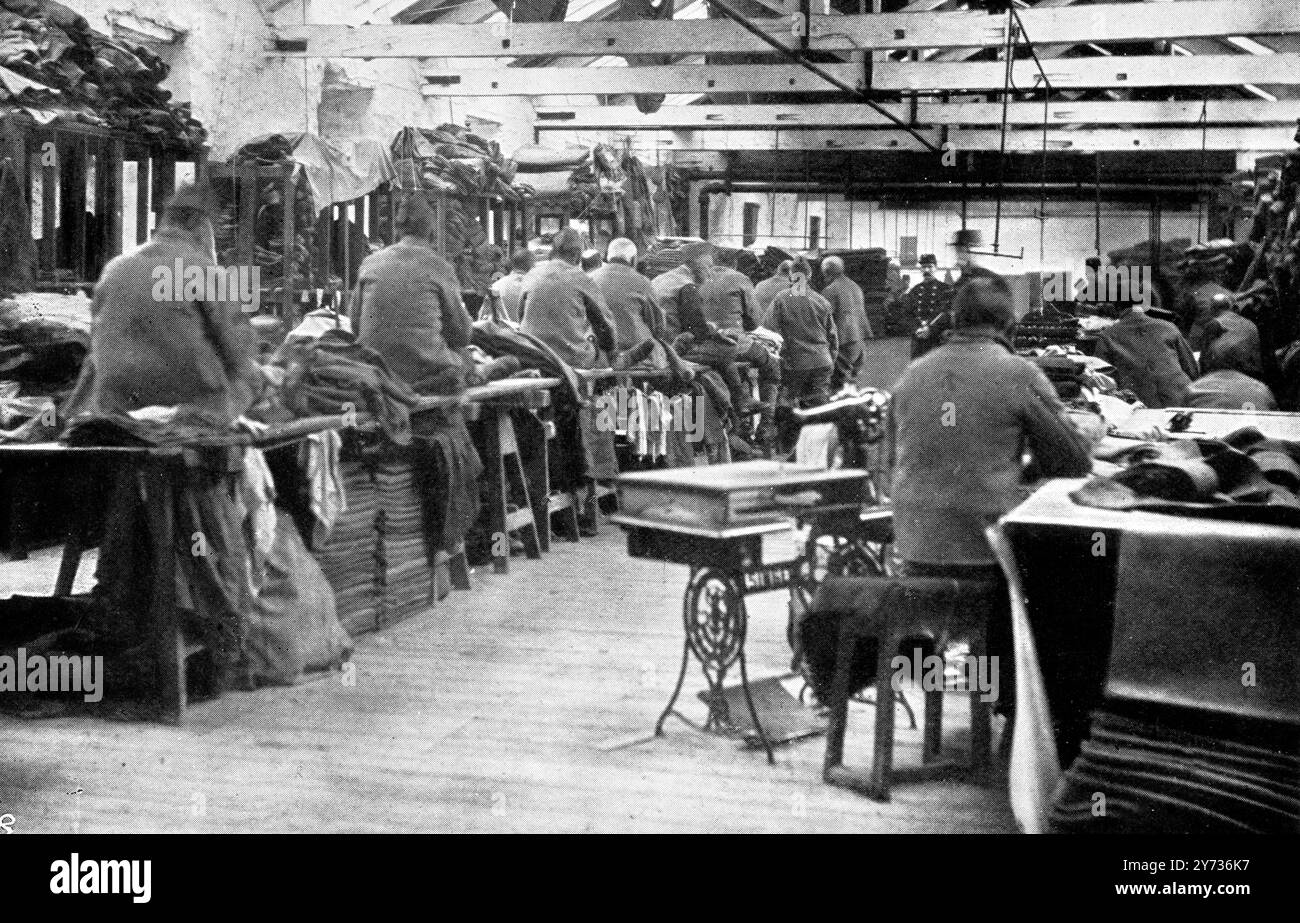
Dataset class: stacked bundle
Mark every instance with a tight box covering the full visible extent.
[1015,307,1081,350]
[392,124,519,201]
[214,139,318,295]
[444,197,506,295]
[0,0,204,148]
[315,459,380,637]
[375,458,441,627]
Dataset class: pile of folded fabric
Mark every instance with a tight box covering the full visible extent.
[214,138,320,295]
[375,458,438,627]
[1051,508,1300,833]
[313,457,381,637]
[0,0,205,148]
[392,124,519,201]
[278,332,420,446]
[1073,426,1300,525]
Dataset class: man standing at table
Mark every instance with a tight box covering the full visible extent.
[821,255,872,391]
[765,256,838,407]
[754,260,792,316]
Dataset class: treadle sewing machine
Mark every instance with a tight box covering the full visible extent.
[612,460,892,763]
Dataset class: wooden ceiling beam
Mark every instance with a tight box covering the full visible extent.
[422,53,1300,96]
[272,2,1300,58]
[535,126,1293,152]
[534,99,1300,129]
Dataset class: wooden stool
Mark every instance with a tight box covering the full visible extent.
[816,574,1003,802]
[473,404,541,573]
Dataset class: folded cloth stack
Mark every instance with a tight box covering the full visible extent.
[1014,308,1081,351]
[1029,353,1085,399]
[1072,426,1300,525]
[216,139,318,294]
[375,458,438,627]
[1051,709,1300,833]
[393,124,520,201]
[0,0,205,148]
[314,456,380,637]
[278,332,420,445]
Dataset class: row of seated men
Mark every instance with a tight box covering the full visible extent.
[484,231,876,453]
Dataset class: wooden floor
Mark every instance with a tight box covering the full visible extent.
[0,339,1016,833]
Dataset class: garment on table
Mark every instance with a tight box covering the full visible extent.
[487,269,528,324]
[1070,427,1300,525]
[890,329,1093,566]
[61,227,258,425]
[279,333,420,445]
[301,428,346,540]
[1185,370,1277,411]
[519,258,616,368]
[287,308,350,341]
[766,287,838,372]
[62,404,240,447]
[351,238,471,390]
[822,274,872,343]
[1092,309,1198,409]
[590,260,662,352]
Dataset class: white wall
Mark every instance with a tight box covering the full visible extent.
[704,190,1203,281]
[69,0,535,159]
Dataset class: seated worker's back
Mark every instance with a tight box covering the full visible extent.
[1093,307,1198,408]
[63,184,256,423]
[520,228,616,370]
[353,193,471,391]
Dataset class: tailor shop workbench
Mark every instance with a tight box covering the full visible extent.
[612,460,890,763]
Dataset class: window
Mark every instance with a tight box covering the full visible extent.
[742,202,760,247]
[808,215,821,252]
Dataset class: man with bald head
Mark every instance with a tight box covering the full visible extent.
[821,255,871,391]
[590,237,663,358]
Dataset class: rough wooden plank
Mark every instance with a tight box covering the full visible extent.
[536,99,1300,130]
[275,2,1300,58]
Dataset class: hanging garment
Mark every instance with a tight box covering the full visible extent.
[301,429,347,541]
[795,421,838,469]
[241,447,278,560]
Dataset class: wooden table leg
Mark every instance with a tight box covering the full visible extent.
[477,408,510,574]
[515,410,552,554]
[143,460,185,724]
